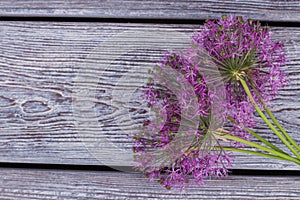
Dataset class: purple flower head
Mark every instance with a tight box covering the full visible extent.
[133,52,232,190]
[192,15,288,143]
[133,15,289,189]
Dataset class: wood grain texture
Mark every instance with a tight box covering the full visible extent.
[0,0,300,22]
[0,168,299,199]
[0,21,299,169]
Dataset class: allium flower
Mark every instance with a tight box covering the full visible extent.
[192,15,288,143]
[134,15,300,190]
[133,52,232,190]
[190,16,300,164]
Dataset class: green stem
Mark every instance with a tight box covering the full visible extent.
[222,134,300,165]
[221,147,289,162]
[227,116,287,155]
[239,78,300,160]
[264,105,300,152]
[246,129,287,155]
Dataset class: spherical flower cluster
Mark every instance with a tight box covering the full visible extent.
[192,15,287,143]
[133,52,232,190]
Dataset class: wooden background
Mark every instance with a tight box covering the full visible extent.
[0,1,299,199]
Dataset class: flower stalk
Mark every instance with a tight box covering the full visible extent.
[227,116,287,154]
[245,128,287,154]
[264,105,300,152]
[220,147,298,164]
[220,134,300,165]
[239,78,300,160]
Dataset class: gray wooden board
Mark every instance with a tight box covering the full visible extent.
[0,168,299,199]
[0,0,300,22]
[0,21,299,169]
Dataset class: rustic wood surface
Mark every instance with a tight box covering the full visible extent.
[0,1,300,197]
[0,0,300,22]
[0,21,299,170]
[0,168,299,199]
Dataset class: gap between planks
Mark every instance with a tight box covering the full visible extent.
[0,0,300,23]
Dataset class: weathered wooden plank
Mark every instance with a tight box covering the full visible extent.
[0,21,299,169]
[0,168,299,199]
[0,0,300,22]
